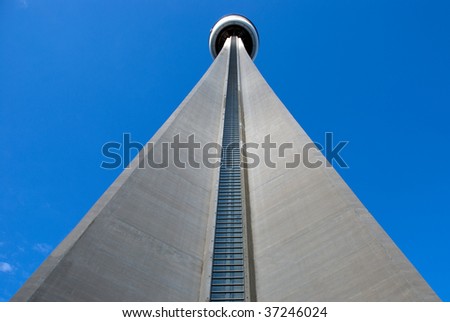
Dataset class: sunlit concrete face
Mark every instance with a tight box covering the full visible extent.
[12,15,439,302]
[12,40,232,302]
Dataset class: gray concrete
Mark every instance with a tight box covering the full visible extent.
[237,39,439,301]
[12,35,439,302]
[12,41,231,302]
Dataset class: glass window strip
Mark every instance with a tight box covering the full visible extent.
[210,37,246,302]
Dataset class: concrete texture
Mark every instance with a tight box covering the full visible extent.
[12,35,439,302]
[237,39,439,301]
[12,41,231,302]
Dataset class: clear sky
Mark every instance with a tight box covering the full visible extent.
[1,0,449,301]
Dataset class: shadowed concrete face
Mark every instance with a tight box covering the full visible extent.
[12,22,439,301]
[237,39,438,301]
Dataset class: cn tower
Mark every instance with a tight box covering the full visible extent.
[12,15,438,302]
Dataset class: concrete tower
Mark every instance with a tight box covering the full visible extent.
[13,15,438,302]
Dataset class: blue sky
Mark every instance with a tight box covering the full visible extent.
[1,0,449,301]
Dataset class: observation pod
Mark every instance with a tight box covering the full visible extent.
[209,14,259,60]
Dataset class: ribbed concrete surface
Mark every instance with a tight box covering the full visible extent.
[238,39,439,301]
[12,41,231,302]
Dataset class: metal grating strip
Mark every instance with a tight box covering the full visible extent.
[210,37,245,302]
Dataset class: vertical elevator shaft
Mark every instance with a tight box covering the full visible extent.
[210,37,246,301]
